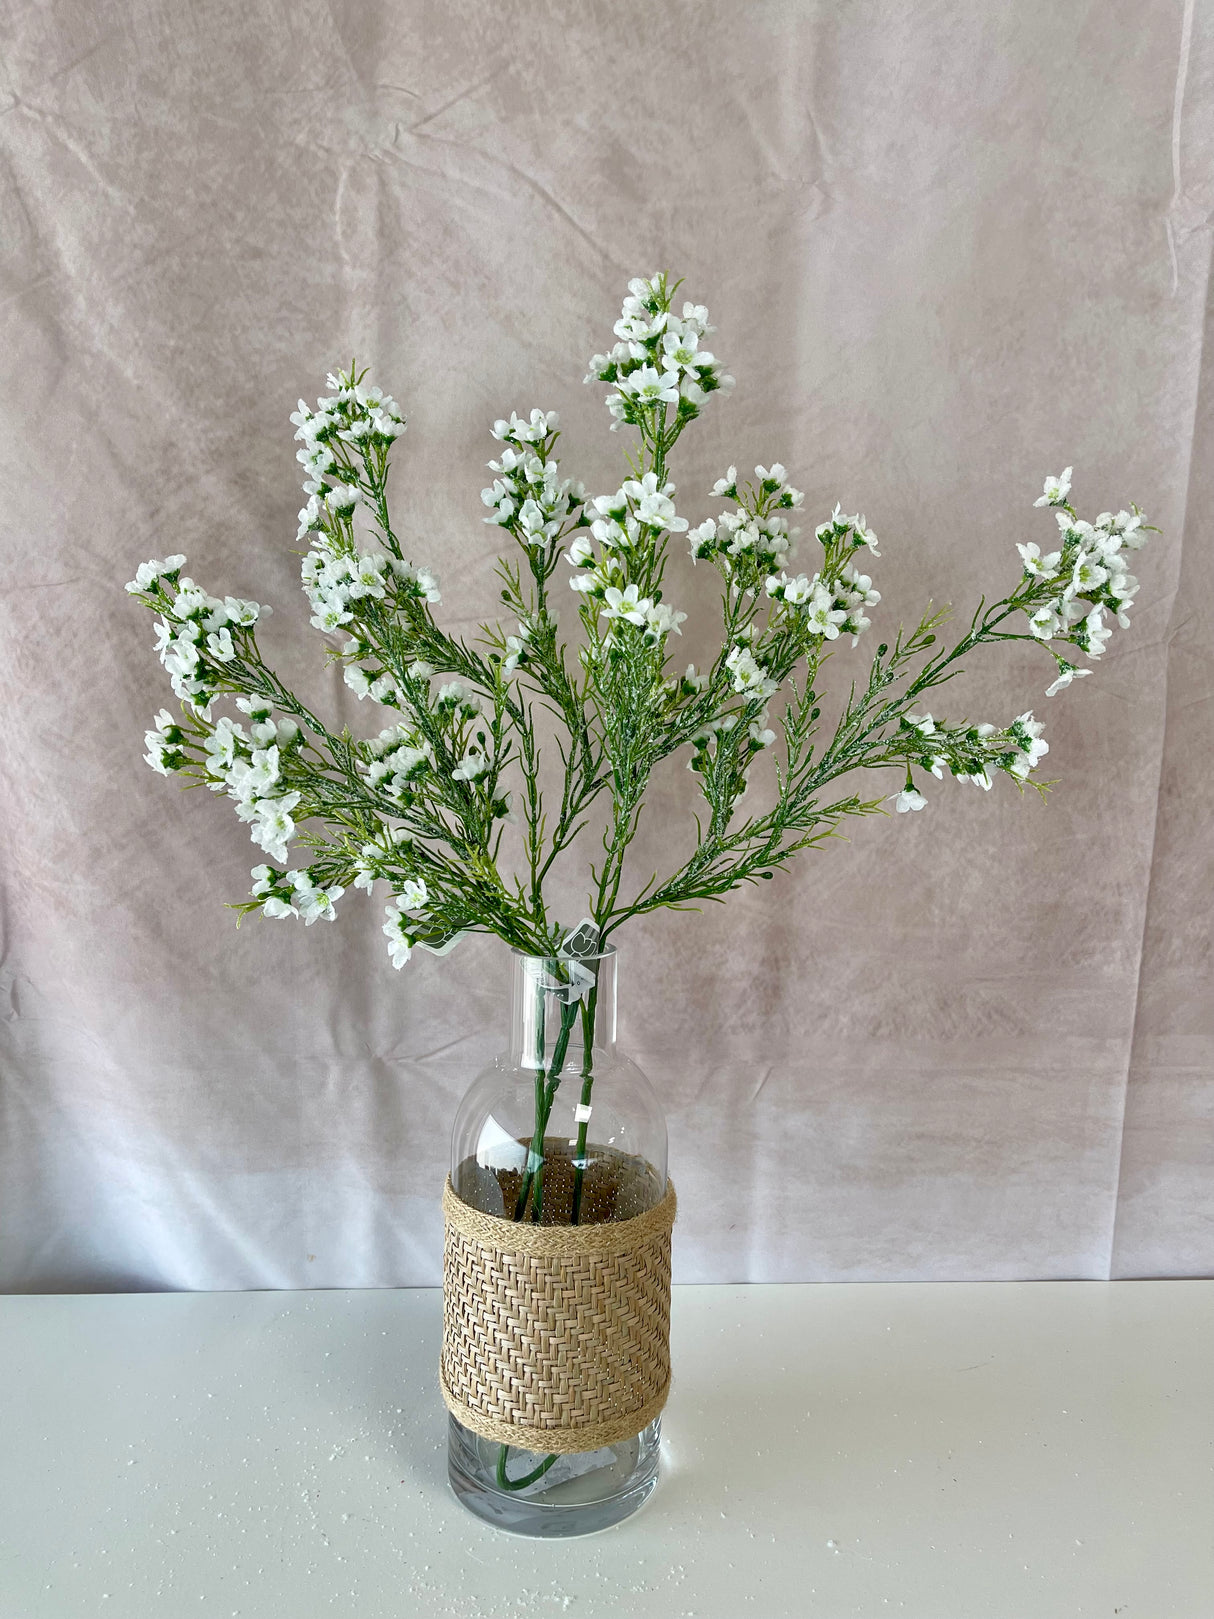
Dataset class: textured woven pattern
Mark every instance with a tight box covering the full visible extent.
[440,1176,676,1454]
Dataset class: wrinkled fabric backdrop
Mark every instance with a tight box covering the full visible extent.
[1,0,1211,1291]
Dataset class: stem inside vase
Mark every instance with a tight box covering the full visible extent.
[498,959,601,1487]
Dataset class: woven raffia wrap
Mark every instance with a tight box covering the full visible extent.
[440,1175,677,1454]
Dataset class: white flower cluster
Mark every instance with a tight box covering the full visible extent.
[198,698,303,862]
[252,864,344,924]
[382,880,431,969]
[1018,474,1148,692]
[128,555,268,716]
[815,502,880,559]
[126,555,187,594]
[480,411,585,545]
[351,825,413,893]
[362,720,435,802]
[143,709,188,775]
[764,561,881,644]
[585,275,733,430]
[689,466,802,592]
[724,642,778,702]
[565,472,688,645]
[893,709,1050,811]
[301,546,439,639]
[352,677,510,810]
[291,374,405,541]
[686,706,778,779]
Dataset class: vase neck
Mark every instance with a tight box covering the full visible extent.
[509,948,617,1069]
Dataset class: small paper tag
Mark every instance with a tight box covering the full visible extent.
[416,929,467,958]
[573,1102,593,1124]
[560,918,600,960]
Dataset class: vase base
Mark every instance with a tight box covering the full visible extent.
[446,1413,661,1537]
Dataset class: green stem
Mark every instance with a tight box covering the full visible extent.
[528,998,580,1223]
[498,972,584,1492]
[495,1445,559,1492]
[512,989,580,1221]
[570,982,599,1226]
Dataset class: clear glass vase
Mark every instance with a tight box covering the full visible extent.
[446,945,668,1536]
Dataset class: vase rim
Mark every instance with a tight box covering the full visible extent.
[509,943,618,964]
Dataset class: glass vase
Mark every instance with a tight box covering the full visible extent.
[446,945,668,1536]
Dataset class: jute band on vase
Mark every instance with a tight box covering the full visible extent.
[440,1175,677,1454]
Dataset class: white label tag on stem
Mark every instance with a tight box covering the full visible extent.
[573,1102,593,1124]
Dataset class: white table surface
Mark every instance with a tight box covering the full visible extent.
[0,1282,1210,1619]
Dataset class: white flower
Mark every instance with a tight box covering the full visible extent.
[636,484,688,533]
[1028,604,1063,641]
[661,328,708,370]
[143,709,185,774]
[825,507,880,557]
[1017,542,1062,579]
[311,600,353,633]
[1079,607,1113,658]
[839,564,881,605]
[250,864,279,897]
[804,585,848,640]
[397,878,428,914]
[678,375,707,409]
[725,645,777,699]
[349,553,388,600]
[326,482,361,514]
[293,876,344,925]
[1106,509,1149,549]
[383,903,414,969]
[894,787,927,813]
[250,792,301,862]
[223,597,262,626]
[645,601,686,639]
[204,716,245,771]
[161,635,202,687]
[1109,574,1139,627]
[906,712,936,735]
[1034,467,1073,507]
[566,534,594,566]
[601,583,652,626]
[205,628,236,661]
[712,467,738,499]
[765,572,814,605]
[749,720,776,748]
[1044,664,1092,697]
[689,518,718,560]
[617,365,680,406]
[126,555,187,594]
[368,673,399,705]
[1071,552,1109,596]
[451,745,489,782]
[172,581,222,621]
[434,682,479,719]
[1007,711,1049,778]
[230,745,280,802]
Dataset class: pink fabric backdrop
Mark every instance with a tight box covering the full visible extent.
[2,0,1211,1290]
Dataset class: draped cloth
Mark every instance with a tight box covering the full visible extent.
[2,1,1211,1289]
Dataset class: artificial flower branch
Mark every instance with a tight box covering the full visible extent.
[127,274,1154,968]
